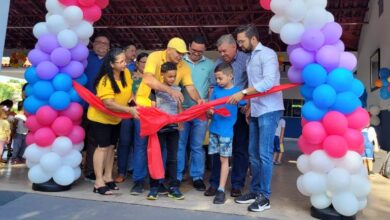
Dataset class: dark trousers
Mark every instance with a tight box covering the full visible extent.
[209,110,249,189]
[149,130,180,188]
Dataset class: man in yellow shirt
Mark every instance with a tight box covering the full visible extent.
[131,37,202,195]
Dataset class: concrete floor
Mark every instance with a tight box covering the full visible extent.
[1,140,389,220]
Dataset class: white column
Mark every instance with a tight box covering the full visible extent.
[0,0,11,71]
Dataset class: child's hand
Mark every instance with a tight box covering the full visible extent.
[178,123,184,131]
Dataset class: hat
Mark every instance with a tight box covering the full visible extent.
[167,37,188,53]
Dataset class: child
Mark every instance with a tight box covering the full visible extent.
[0,109,11,164]
[147,62,184,200]
[362,123,380,175]
[273,118,286,165]
[207,62,245,204]
[11,102,28,164]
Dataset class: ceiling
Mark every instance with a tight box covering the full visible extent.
[6,0,369,51]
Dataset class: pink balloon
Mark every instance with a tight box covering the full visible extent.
[302,121,327,145]
[78,0,96,7]
[60,102,84,122]
[344,128,364,153]
[26,133,35,146]
[298,136,321,155]
[95,0,109,9]
[338,52,357,71]
[347,107,370,130]
[34,127,56,147]
[290,47,315,69]
[259,0,271,10]
[301,118,308,127]
[82,5,102,22]
[51,116,74,136]
[68,125,85,144]
[36,106,59,126]
[59,0,79,6]
[25,116,43,132]
[287,66,303,83]
[322,111,348,135]
[323,135,348,158]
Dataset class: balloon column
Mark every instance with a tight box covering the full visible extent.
[261,0,370,216]
[375,67,390,99]
[23,0,108,188]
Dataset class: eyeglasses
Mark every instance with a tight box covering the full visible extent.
[94,40,109,46]
[189,47,204,55]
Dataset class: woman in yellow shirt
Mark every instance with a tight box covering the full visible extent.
[0,109,11,163]
[87,48,138,195]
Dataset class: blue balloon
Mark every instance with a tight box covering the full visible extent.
[23,96,46,114]
[69,88,82,103]
[302,101,327,121]
[379,67,390,79]
[300,85,314,100]
[327,68,353,92]
[331,92,361,114]
[302,64,328,87]
[33,80,54,100]
[312,84,336,108]
[75,74,88,86]
[24,67,39,84]
[49,91,71,110]
[381,79,389,87]
[25,84,33,97]
[52,73,72,91]
[350,79,365,97]
[380,87,390,99]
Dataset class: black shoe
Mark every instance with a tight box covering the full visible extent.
[158,183,169,195]
[204,186,217,196]
[168,187,184,200]
[130,181,144,195]
[230,188,242,197]
[248,194,271,212]
[213,190,226,204]
[84,173,96,182]
[147,187,159,200]
[193,179,206,191]
[235,192,258,204]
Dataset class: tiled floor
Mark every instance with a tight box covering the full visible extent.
[1,140,389,219]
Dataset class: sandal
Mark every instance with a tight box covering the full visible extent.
[93,186,113,195]
[106,181,119,190]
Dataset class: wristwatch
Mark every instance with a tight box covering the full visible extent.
[241,89,248,95]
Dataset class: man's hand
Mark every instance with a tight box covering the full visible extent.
[169,88,184,103]
[197,99,206,105]
[228,91,244,104]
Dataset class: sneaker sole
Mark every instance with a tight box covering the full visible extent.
[248,205,271,212]
[235,199,256,204]
[168,194,185,200]
[130,191,142,195]
[158,192,169,195]
[146,196,158,200]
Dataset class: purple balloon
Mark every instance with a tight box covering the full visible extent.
[36,61,59,80]
[60,61,84,78]
[315,45,340,72]
[287,44,300,55]
[287,66,303,83]
[50,47,71,67]
[338,52,357,71]
[301,29,325,52]
[322,22,343,45]
[38,34,60,54]
[82,59,88,68]
[332,40,345,52]
[70,43,89,61]
[290,47,315,69]
[28,48,50,66]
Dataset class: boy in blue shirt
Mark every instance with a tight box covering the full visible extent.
[207,62,245,204]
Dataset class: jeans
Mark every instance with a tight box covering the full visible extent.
[249,110,282,199]
[117,119,134,176]
[150,130,179,188]
[11,133,26,160]
[209,111,249,189]
[177,119,207,181]
[132,120,148,182]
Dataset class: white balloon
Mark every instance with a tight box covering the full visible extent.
[72,21,94,40]
[46,14,69,34]
[370,115,380,126]
[332,192,359,216]
[336,151,363,174]
[309,150,335,173]
[358,198,367,210]
[297,154,310,173]
[327,168,351,192]
[52,136,73,156]
[305,0,327,9]
[269,15,288,34]
[302,171,327,195]
[33,22,49,39]
[24,144,50,163]
[270,0,290,15]
[40,152,62,173]
[326,11,335,23]
[62,150,82,168]
[350,174,371,197]
[303,8,329,29]
[81,38,90,46]
[58,29,78,49]
[285,0,307,22]
[73,142,84,151]
[28,165,52,184]
[45,0,65,15]
[45,13,53,21]
[73,167,82,181]
[26,159,37,168]
[63,6,83,26]
[369,105,380,115]
[280,22,305,45]
[53,166,75,186]
[297,175,311,196]
[310,193,331,209]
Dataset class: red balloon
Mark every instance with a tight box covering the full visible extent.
[323,135,348,158]
[322,111,348,135]
[298,136,321,155]
[59,0,79,6]
[302,121,327,145]
[68,125,85,144]
[343,128,364,153]
[26,133,35,146]
[95,0,109,9]
[301,118,308,127]
[36,106,58,126]
[78,0,96,7]
[82,5,102,22]
[259,0,271,10]
[25,116,43,132]
[60,102,84,122]
[347,107,370,130]
[51,116,73,136]
[34,127,56,147]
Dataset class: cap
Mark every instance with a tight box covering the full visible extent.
[167,37,188,53]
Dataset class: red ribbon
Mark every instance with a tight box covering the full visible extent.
[73,81,300,179]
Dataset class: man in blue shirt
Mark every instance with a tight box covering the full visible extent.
[205,34,250,198]
[124,44,137,72]
[229,24,284,212]
[177,36,214,191]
